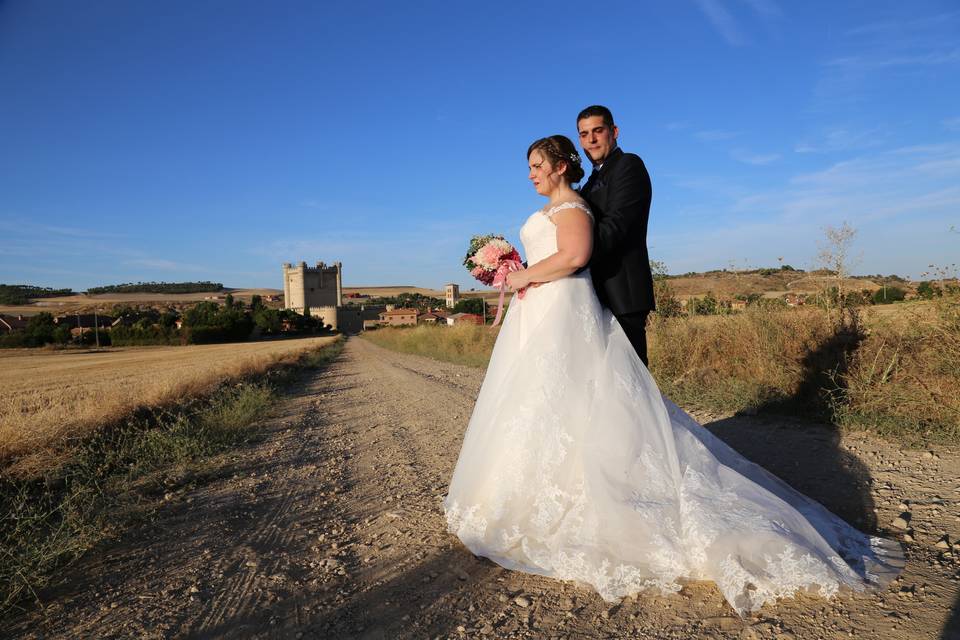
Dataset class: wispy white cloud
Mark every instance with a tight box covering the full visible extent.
[845,11,960,37]
[731,149,781,165]
[740,0,781,18]
[653,142,960,277]
[825,48,960,71]
[298,199,332,210]
[694,0,745,46]
[0,218,126,240]
[812,10,960,109]
[695,129,741,142]
[665,121,690,131]
[122,258,207,272]
[794,126,887,154]
[0,219,221,288]
[693,0,782,46]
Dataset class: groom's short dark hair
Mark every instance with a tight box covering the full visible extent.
[577,105,615,128]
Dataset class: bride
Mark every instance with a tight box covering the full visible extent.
[442,134,904,615]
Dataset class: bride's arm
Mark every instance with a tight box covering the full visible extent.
[506,209,593,290]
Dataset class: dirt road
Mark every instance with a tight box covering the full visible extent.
[6,338,959,639]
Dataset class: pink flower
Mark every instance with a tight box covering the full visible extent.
[471,265,494,286]
[474,239,513,270]
[464,234,521,288]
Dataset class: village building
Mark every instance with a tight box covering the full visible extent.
[0,314,28,334]
[446,312,484,326]
[445,283,460,308]
[54,313,114,331]
[378,308,418,327]
[417,311,448,324]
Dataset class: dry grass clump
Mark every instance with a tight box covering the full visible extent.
[836,297,960,443]
[648,306,846,413]
[362,324,499,368]
[0,337,338,465]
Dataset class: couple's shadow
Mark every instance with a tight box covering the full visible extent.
[695,311,879,534]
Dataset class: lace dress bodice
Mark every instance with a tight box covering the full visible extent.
[520,201,593,265]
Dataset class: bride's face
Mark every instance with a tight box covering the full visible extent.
[528,150,564,196]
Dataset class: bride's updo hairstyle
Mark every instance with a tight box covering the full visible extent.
[527,135,585,184]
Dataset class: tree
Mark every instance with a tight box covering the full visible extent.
[816,221,859,312]
[649,260,682,317]
[688,293,719,316]
[25,313,56,346]
[872,286,906,304]
[917,281,940,299]
[453,298,485,315]
[253,308,281,333]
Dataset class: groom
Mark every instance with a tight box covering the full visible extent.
[577,105,655,366]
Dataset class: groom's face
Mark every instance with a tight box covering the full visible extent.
[577,115,618,165]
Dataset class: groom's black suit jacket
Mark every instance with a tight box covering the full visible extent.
[580,147,655,315]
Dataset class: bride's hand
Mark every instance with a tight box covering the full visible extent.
[506,269,530,292]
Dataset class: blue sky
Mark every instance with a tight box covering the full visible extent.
[1,1,958,291]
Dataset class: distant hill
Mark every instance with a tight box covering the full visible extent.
[663,269,906,300]
[0,270,926,317]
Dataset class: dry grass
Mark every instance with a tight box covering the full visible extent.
[362,324,499,368]
[363,300,958,445]
[0,337,337,464]
[837,297,960,443]
[648,307,847,413]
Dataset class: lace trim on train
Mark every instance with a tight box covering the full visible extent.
[445,499,857,615]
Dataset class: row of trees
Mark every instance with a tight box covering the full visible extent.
[86,281,224,295]
[364,292,445,311]
[2,295,332,348]
[0,284,74,305]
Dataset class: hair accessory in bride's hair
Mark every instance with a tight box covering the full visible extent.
[569,153,581,165]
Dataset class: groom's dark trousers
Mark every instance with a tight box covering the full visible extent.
[581,147,655,367]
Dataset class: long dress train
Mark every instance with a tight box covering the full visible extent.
[443,201,903,615]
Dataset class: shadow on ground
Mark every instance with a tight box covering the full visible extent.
[943,592,960,640]
[704,310,879,533]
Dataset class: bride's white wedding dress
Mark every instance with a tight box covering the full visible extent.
[443,201,904,614]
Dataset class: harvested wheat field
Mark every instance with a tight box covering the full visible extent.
[0,336,337,463]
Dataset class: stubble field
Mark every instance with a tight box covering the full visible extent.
[0,336,337,465]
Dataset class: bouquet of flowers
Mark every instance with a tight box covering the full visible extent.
[463,234,525,326]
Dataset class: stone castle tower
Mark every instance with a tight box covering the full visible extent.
[445,283,460,308]
[282,261,343,329]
